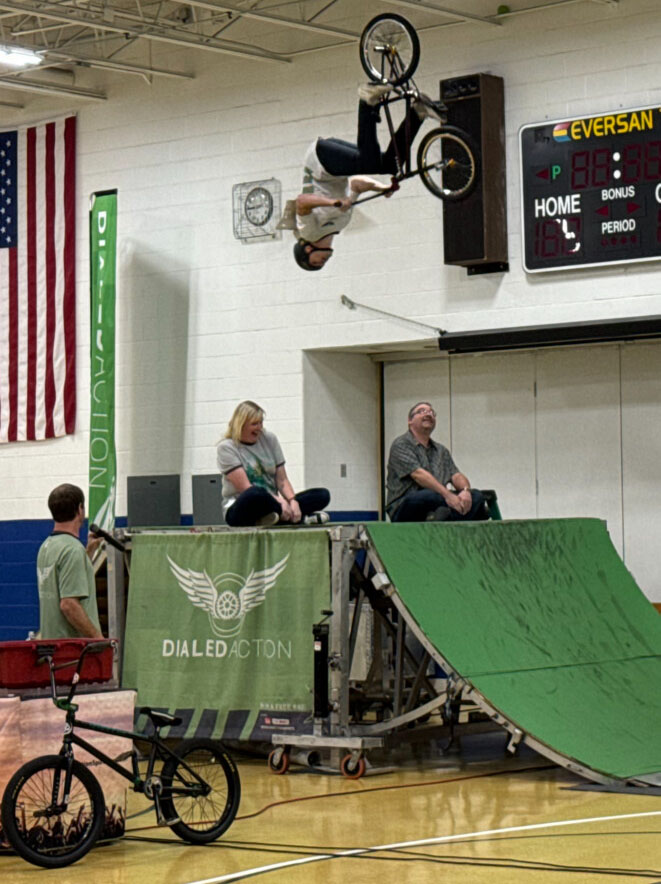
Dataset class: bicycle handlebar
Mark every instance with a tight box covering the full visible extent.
[38,639,116,706]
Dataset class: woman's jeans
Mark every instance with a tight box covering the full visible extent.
[226,486,331,527]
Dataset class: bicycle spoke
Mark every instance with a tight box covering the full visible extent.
[160,738,240,844]
[417,128,478,201]
[360,14,420,87]
[2,755,105,867]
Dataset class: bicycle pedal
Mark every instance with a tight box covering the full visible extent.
[157,815,181,826]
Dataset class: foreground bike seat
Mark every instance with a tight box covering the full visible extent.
[140,707,182,729]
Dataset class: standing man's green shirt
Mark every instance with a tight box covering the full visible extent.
[37,532,100,639]
[36,483,103,640]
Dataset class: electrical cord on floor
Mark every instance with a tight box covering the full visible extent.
[124,762,555,829]
[120,834,661,878]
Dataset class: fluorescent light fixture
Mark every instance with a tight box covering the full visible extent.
[0,46,42,67]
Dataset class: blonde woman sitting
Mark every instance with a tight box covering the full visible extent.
[217,400,330,527]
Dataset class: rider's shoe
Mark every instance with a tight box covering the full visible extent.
[413,93,447,123]
[358,82,392,105]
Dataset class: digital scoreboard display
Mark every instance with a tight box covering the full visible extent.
[520,106,661,273]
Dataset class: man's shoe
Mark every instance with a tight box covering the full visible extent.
[426,506,451,522]
[413,93,447,122]
[358,82,392,106]
[256,512,279,527]
[303,512,330,525]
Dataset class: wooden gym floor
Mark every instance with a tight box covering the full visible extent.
[2,732,661,883]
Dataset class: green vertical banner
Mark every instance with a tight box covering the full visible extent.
[88,190,117,531]
[122,532,330,740]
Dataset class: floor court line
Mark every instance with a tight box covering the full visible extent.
[186,809,661,884]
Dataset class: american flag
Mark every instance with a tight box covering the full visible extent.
[0,115,76,443]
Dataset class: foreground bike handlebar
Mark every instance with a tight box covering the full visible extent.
[36,639,116,707]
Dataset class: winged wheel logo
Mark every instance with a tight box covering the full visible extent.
[167,554,290,638]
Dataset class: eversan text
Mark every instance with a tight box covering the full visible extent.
[162,638,292,659]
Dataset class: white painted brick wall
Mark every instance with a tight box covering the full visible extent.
[3,0,661,519]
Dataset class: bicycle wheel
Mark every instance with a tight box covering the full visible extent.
[417,126,479,201]
[1,754,105,869]
[359,14,420,86]
[161,738,240,844]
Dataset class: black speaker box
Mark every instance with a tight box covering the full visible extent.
[441,73,508,274]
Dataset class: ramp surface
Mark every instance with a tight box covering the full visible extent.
[366,518,661,783]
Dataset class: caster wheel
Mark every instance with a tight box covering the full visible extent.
[268,748,290,774]
[340,753,366,779]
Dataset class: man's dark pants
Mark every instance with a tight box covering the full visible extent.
[390,488,488,522]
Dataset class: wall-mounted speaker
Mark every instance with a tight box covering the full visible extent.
[441,73,508,274]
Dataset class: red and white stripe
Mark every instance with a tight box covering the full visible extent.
[0,115,76,443]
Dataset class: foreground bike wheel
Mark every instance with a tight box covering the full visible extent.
[417,126,479,201]
[1,754,105,868]
[161,738,241,844]
[360,14,420,86]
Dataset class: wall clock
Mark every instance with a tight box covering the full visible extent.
[232,178,281,241]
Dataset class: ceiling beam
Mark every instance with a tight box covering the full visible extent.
[0,73,105,98]
[182,0,356,39]
[43,49,194,79]
[0,0,292,62]
[379,0,500,27]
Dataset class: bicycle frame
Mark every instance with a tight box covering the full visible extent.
[44,644,208,809]
[352,85,441,206]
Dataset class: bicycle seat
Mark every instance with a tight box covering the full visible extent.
[140,707,182,729]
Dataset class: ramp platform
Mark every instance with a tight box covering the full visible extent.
[366,518,661,787]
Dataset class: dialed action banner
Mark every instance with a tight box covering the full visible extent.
[88,190,117,531]
[122,531,330,741]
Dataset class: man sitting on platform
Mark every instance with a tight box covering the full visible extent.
[386,402,488,523]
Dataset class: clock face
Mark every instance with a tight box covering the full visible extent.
[244,186,273,226]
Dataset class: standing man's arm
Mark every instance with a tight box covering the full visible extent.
[59,597,103,638]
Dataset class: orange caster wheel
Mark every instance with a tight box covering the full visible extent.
[268,748,290,774]
[340,753,366,779]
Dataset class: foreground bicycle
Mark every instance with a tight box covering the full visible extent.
[356,13,478,203]
[1,641,240,868]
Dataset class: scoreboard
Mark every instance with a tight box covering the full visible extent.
[520,105,661,273]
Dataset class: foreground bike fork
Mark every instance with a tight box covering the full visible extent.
[51,750,76,815]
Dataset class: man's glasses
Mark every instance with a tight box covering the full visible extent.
[413,407,436,417]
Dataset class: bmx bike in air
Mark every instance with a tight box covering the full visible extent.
[356,13,478,204]
[0,641,241,868]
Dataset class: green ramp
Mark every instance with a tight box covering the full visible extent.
[366,518,661,785]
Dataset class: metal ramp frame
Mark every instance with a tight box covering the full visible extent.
[272,520,661,787]
[270,524,500,777]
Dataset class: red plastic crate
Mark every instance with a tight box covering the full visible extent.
[0,639,115,689]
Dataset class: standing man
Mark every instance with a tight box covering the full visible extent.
[386,402,488,523]
[37,484,103,638]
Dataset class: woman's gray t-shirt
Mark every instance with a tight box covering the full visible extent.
[216,429,285,512]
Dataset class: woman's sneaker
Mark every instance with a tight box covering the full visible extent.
[256,512,279,527]
[303,512,330,525]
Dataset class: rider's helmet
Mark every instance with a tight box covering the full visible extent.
[293,239,322,272]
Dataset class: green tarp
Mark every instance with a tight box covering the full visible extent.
[367,518,661,780]
[122,530,329,741]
